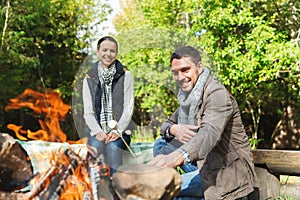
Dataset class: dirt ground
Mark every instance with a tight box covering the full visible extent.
[280,175,300,199]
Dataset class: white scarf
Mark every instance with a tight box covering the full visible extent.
[97,61,116,133]
[178,67,210,125]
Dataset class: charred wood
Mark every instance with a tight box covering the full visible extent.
[88,154,114,200]
[25,148,90,200]
[0,133,33,192]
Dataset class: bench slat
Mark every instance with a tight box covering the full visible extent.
[252,149,300,176]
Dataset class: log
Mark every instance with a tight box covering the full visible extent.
[252,149,300,176]
[252,149,300,200]
[0,191,24,199]
[26,148,90,200]
[0,133,33,192]
[112,164,181,200]
[88,154,114,200]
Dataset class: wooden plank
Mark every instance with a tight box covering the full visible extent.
[252,149,300,176]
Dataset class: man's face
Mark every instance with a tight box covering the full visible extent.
[171,57,202,93]
[97,40,118,68]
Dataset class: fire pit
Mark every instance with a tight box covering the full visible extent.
[0,134,181,200]
[0,133,92,199]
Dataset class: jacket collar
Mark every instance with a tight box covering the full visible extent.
[88,59,125,81]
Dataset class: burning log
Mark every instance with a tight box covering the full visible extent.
[24,147,114,200]
[25,148,91,200]
[88,154,114,200]
[0,133,33,192]
[0,134,115,200]
[27,164,59,199]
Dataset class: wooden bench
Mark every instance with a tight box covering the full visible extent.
[252,149,300,200]
[124,146,300,199]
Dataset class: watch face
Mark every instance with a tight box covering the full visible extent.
[166,126,171,136]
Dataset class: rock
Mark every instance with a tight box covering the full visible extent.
[111,164,181,200]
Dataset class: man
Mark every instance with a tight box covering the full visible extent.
[148,46,259,199]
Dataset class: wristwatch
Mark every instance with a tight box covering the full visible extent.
[177,148,191,164]
[165,125,172,138]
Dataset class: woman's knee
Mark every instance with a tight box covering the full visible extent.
[106,139,125,153]
[87,136,104,156]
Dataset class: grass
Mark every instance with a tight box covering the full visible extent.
[279,175,300,200]
[130,128,156,143]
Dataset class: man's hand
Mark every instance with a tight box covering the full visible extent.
[171,124,199,143]
[148,151,184,168]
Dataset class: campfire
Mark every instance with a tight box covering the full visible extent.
[1,89,181,200]
[2,89,104,199]
[0,132,113,200]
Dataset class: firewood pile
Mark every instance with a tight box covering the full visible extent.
[0,133,181,200]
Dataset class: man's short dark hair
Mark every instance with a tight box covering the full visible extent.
[170,46,201,65]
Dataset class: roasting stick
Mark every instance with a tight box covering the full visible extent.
[119,133,136,158]
[107,120,136,158]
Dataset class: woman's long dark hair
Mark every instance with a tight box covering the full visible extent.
[97,36,118,53]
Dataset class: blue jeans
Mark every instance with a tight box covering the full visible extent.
[87,134,130,175]
[153,137,204,199]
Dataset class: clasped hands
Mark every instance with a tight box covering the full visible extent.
[95,130,120,144]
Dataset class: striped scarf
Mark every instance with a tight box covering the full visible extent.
[97,61,116,133]
[178,67,210,125]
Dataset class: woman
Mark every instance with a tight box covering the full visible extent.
[82,36,135,175]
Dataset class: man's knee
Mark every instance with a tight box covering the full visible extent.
[153,137,181,156]
[153,137,168,156]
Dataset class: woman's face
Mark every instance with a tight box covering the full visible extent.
[97,40,118,68]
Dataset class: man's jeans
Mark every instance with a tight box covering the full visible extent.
[87,134,130,175]
[153,137,204,199]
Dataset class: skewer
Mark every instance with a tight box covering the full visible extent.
[107,120,136,158]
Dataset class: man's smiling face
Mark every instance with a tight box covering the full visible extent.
[171,57,202,93]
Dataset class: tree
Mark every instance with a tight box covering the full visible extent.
[113,0,300,148]
[113,0,197,137]
[191,0,300,148]
[0,0,112,139]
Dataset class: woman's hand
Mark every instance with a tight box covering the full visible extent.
[105,130,119,144]
[95,131,107,142]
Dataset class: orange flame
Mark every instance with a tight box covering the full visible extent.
[5,89,101,199]
[5,89,70,142]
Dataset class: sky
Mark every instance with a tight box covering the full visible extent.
[100,0,121,35]
[90,0,121,54]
